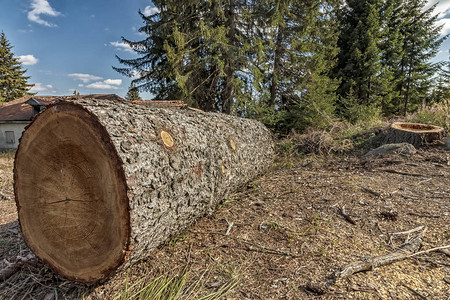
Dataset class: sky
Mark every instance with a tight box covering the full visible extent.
[0,0,450,99]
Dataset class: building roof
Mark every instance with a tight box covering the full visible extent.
[130,99,187,109]
[0,95,59,121]
[0,95,186,122]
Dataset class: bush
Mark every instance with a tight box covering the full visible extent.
[407,101,450,131]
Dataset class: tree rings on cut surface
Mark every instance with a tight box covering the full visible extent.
[159,129,175,149]
[385,122,446,148]
[14,103,129,283]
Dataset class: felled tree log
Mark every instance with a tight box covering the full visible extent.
[384,122,446,148]
[14,98,274,284]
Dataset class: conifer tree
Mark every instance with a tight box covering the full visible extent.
[253,0,340,131]
[378,0,404,115]
[0,32,34,103]
[334,0,386,121]
[125,83,141,101]
[114,1,251,114]
[394,0,446,114]
[113,4,183,100]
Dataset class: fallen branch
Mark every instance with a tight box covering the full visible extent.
[438,248,450,258]
[389,225,424,247]
[340,206,356,225]
[401,282,428,300]
[357,185,381,197]
[336,232,423,278]
[0,254,35,282]
[382,169,423,177]
[407,212,440,218]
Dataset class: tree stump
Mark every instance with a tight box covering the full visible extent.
[14,98,274,283]
[384,122,446,148]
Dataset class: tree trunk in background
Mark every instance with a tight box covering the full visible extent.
[14,97,274,284]
[270,26,284,108]
[223,0,237,114]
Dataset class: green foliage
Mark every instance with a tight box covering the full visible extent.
[404,101,450,131]
[113,0,447,134]
[113,271,187,300]
[125,83,141,101]
[112,264,240,300]
[335,0,446,121]
[0,32,34,102]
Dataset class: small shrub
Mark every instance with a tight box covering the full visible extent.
[290,129,335,155]
[407,101,450,131]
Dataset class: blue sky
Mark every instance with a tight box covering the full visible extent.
[1,0,450,99]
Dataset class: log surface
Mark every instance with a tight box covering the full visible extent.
[384,122,446,148]
[14,98,274,283]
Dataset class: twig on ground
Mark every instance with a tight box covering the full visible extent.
[389,225,424,247]
[0,254,35,282]
[401,282,428,300]
[224,219,233,236]
[357,185,381,197]
[406,244,450,259]
[340,206,356,225]
[188,230,301,258]
[336,232,423,278]
[438,248,450,257]
[407,212,440,218]
[382,169,423,177]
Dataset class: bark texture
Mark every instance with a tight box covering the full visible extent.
[14,97,274,283]
[384,122,446,148]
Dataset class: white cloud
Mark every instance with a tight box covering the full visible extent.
[27,0,61,27]
[30,83,53,92]
[86,82,120,90]
[104,79,122,86]
[68,73,103,83]
[143,6,160,16]
[426,0,450,17]
[18,54,38,65]
[78,84,84,87]
[110,41,134,53]
[437,18,450,35]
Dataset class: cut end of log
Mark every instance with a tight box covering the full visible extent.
[391,122,444,133]
[385,122,446,148]
[160,129,175,148]
[14,102,129,283]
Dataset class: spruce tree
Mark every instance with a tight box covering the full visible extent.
[378,0,404,115]
[253,0,340,131]
[0,32,34,103]
[395,0,446,114]
[334,0,385,121]
[113,4,183,100]
[125,83,141,101]
[114,1,251,114]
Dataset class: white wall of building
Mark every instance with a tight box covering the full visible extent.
[0,122,29,150]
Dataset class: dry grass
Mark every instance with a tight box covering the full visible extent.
[1,146,449,299]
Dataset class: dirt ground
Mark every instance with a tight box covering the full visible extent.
[0,146,449,299]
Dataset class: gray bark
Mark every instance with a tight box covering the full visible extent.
[14,97,274,283]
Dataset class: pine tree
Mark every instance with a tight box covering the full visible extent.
[0,32,34,103]
[378,0,404,115]
[394,0,446,115]
[114,1,251,114]
[252,0,340,131]
[113,4,183,100]
[125,83,141,101]
[334,0,385,121]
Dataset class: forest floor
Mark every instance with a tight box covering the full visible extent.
[0,145,449,299]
